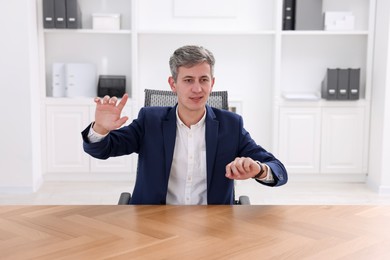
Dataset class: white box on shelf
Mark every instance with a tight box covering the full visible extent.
[324,12,355,31]
[92,13,121,30]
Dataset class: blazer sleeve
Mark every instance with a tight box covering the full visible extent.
[81,109,145,159]
[237,117,288,187]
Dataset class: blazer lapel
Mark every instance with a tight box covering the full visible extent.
[205,106,219,188]
[162,106,177,181]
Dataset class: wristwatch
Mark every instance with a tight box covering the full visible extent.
[252,161,265,179]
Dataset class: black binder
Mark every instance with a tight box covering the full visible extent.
[283,0,296,30]
[42,0,55,28]
[337,69,349,100]
[54,0,67,28]
[322,68,338,100]
[349,68,360,100]
[66,0,82,29]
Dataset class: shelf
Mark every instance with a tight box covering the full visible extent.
[44,29,132,35]
[44,97,96,106]
[276,97,368,108]
[137,30,276,36]
[281,30,369,36]
[44,97,131,106]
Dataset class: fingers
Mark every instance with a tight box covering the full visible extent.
[94,94,128,108]
[117,93,128,111]
[102,95,117,105]
[114,116,129,128]
[225,157,257,180]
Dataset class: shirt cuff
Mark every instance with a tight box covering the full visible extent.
[87,122,108,143]
[255,161,274,183]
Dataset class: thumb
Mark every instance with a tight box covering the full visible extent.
[114,116,129,128]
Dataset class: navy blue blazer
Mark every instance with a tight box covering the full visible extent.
[82,105,287,204]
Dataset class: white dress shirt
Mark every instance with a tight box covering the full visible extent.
[166,108,208,205]
[87,107,274,205]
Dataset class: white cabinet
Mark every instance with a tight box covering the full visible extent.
[46,104,133,174]
[321,107,365,174]
[278,105,366,177]
[46,105,90,172]
[278,107,321,173]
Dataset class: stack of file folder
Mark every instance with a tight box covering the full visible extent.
[322,68,360,100]
[43,0,82,29]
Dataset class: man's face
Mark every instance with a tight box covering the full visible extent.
[169,62,215,113]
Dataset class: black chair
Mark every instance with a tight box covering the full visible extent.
[118,89,250,205]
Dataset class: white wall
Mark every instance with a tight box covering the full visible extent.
[0,0,42,192]
[367,0,390,194]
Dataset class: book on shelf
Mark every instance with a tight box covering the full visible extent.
[43,0,82,29]
[337,69,350,100]
[322,68,338,100]
[54,0,66,28]
[322,68,361,100]
[282,0,324,31]
[282,0,296,30]
[42,0,55,28]
[295,0,323,30]
[348,68,360,100]
[65,0,82,29]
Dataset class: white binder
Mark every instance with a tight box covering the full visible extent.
[65,63,97,97]
[52,63,66,97]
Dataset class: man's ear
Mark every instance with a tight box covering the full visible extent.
[210,77,215,91]
[168,77,176,92]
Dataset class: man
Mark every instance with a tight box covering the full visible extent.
[82,45,287,205]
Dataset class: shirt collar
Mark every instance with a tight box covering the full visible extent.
[176,107,206,129]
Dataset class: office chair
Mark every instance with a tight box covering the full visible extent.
[118,89,250,205]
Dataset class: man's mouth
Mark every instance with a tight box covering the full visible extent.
[190,97,203,101]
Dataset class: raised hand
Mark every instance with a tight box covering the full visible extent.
[92,94,129,135]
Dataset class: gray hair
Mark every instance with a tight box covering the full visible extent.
[169,45,215,82]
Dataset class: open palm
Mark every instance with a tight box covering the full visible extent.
[93,94,129,135]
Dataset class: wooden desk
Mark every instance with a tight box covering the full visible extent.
[0,205,389,259]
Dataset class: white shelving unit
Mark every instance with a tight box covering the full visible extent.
[37,0,376,182]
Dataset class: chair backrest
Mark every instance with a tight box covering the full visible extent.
[144,89,228,110]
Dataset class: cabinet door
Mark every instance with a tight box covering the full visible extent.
[46,105,90,172]
[321,107,365,174]
[278,107,321,173]
[89,105,133,173]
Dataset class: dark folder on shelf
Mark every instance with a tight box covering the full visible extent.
[54,0,67,28]
[337,69,349,100]
[349,68,360,100]
[43,0,55,28]
[283,0,296,30]
[66,0,82,29]
[295,0,323,30]
[322,68,338,100]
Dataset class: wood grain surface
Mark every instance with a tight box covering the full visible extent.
[0,205,389,259]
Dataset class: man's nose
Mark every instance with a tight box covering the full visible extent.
[191,82,202,92]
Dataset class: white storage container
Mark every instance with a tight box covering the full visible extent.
[92,13,121,30]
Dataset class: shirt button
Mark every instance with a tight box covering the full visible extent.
[187,176,192,181]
